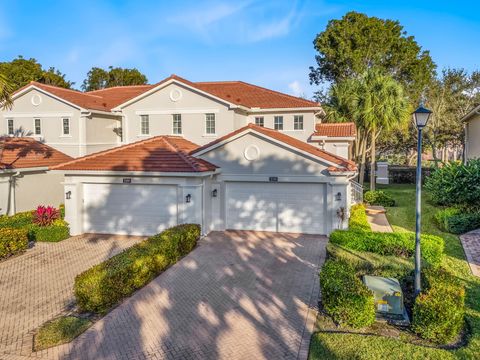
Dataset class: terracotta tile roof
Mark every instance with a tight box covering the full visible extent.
[314,122,357,137]
[192,123,357,172]
[0,137,73,170]
[14,75,320,112]
[51,136,217,173]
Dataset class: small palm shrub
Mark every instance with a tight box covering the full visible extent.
[33,206,60,227]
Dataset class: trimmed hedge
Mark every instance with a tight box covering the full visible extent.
[364,190,395,207]
[413,267,465,344]
[435,207,480,234]
[320,259,375,328]
[349,204,371,232]
[329,230,444,267]
[28,220,70,242]
[0,211,34,228]
[0,228,29,260]
[74,224,200,313]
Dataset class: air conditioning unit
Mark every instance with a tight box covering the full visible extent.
[363,275,409,324]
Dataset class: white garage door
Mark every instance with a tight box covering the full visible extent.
[226,182,326,234]
[83,183,178,236]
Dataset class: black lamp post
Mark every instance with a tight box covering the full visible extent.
[412,104,432,298]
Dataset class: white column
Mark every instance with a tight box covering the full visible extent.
[64,181,83,235]
[78,115,88,156]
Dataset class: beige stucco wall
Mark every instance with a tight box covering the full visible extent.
[86,114,121,154]
[246,110,317,142]
[0,170,65,215]
[121,83,236,146]
[197,132,330,176]
[466,114,480,160]
[1,88,83,157]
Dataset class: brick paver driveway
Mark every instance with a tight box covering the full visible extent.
[0,234,143,358]
[460,228,480,277]
[43,230,326,360]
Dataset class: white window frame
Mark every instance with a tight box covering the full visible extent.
[172,114,182,135]
[61,118,71,136]
[7,119,14,136]
[205,113,216,135]
[34,118,42,136]
[274,116,283,130]
[140,115,149,135]
[294,115,304,130]
[254,116,264,127]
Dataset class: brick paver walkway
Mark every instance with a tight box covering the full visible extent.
[31,230,326,360]
[0,234,144,359]
[460,228,480,277]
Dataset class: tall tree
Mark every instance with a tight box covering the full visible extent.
[0,56,73,90]
[82,66,148,91]
[323,69,410,188]
[309,11,436,102]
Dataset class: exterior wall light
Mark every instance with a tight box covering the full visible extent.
[212,189,218,197]
[66,191,72,200]
[186,194,191,203]
[335,192,342,201]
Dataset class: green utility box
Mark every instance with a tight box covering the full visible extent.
[363,275,404,315]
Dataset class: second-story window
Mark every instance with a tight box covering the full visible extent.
[34,118,41,135]
[140,115,149,135]
[62,118,70,135]
[294,115,304,130]
[7,119,14,135]
[255,117,264,127]
[173,114,182,134]
[274,116,283,130]
[205,113,215,134]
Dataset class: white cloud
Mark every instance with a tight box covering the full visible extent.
[288,80,304,97]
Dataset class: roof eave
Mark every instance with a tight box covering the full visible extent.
[11,84,86,112]
[461,105,480,122]
[53,169,219,177]
[311,135,356,141]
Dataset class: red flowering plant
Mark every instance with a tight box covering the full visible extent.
[33,206,60,227]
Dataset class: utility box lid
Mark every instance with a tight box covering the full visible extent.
[363,275,404,315]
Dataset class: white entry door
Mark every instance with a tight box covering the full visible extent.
[226,182,326,234]
[83,183,178,235]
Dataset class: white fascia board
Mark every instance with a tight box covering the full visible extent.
[11,85,85,111]
[111,79,239,111]
[461,105,480,122]
[327,170,357,176]
[1,166,50,174]
[192,128,345,169]
[89,109,119,117]
[247,106,322,113]
[3,112,74,118]
[311,136,356,141]
[51,170,219,177]
[135,108,220,115]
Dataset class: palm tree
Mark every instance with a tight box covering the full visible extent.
[0,73,14,110]
[323,69,410,189]
[355,69,410,190]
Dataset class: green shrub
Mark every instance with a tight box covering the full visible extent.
[349,204,371,232]
[320,259,375,328]
[0,211,34,228]
[364,190,395,207]
[329,230,444,266]
[74,224,200,313]
[413,267,465,344]
[34,316,91,351]
[28,220,70,242]
[425,159,480,208]
[0,227,29,260]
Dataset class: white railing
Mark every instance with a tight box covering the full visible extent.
[350,180,363,204]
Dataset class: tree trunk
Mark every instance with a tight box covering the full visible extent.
[358,135,368,185]
[431,140,439,168]
[369,130,376,191]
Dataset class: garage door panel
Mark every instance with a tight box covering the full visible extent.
[83,183,178,236]
[226,182,325,234]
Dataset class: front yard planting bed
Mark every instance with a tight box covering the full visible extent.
[309,185,479,359]
[34,316,92,351]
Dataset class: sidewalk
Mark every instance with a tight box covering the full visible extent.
[366,206,393,233]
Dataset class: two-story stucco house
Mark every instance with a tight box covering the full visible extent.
[2,75,359,235]
[463,104,480,160]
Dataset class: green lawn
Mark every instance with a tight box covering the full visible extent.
[309,184,480,360]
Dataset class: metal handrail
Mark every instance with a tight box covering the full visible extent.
[350,180,363,204]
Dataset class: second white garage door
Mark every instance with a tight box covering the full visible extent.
[226,182,326,234]
[83,183,178,235]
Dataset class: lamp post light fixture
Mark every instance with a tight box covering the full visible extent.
[185,194,191,203]
[413,104,433,298]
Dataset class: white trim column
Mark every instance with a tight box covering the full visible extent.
[64,181,83,235]
[78,114,88,156]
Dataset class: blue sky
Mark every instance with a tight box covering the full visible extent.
[0,0,479,98]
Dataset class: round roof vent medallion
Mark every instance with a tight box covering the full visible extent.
[169,88,182,102]
[244,145,260,161]
[31,94,42,106]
